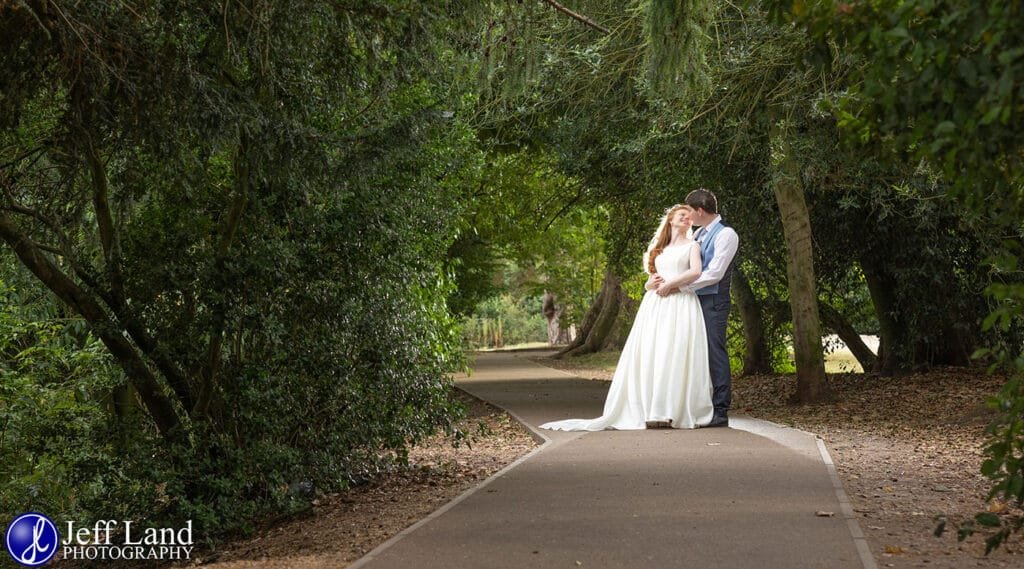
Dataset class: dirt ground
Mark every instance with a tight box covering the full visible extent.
[535,354,1024,568]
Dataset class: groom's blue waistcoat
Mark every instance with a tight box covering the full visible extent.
[696,220,734,301]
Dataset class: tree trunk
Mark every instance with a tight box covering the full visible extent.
[605,292,637,351]
[858,257,906,375]
[771,121,830,403]
[817,301,878,372]
[557,269,622,358]
[542,290,566,345]
[859,256,973,372]
[554,270,610,358]
[554,284,604,358]
[0,214,182,438]
[195,137,251,417]
[732,267,773,375]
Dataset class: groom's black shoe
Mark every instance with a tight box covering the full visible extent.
[705,414,729,428]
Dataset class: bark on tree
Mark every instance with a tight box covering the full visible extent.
[554,285,603,357]
[196,137,251,417]
[859,256,906,375]
[771,122,830,403]
[555,269,622,358]
[817,301,878,372]
[542,291,571,345]
[605,293,637,351]
[858,257,972,373]
[79,136,197,412]
[732,267,773,375]
[541,0,610,34]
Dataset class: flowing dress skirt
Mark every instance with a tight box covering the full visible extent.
[541,286,714,430]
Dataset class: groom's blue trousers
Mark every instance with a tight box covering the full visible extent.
[699,294,732,414]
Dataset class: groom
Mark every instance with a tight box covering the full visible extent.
[684,189,739,428]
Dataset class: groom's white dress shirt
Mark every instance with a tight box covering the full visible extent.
[685,215,739,292]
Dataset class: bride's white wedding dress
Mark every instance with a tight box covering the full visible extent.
[541,242,714,430]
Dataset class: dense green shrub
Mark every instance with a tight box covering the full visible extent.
[0,278,166,526]
[0,1,480,539]
[0,179,470,533]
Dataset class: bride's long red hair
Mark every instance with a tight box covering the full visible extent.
[643,204,690,275]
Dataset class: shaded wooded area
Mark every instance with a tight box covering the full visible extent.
[1,0,1022,549]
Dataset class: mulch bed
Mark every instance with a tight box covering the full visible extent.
[732,369,1024,568]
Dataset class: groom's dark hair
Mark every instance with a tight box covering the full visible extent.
[685,188,718,214]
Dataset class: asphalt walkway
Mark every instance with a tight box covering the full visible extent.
[350,351,877,569]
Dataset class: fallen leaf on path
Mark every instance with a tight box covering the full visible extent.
[884,545,905,555]
[989,500,1009,514]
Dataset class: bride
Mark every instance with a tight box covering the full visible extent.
[541,204,714,431]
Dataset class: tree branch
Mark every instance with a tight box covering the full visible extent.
[217,138,250,256]
[73,101,199,412]
[196,135,252,416]
[74,262,199,414]
[0,212,183,439]
[83,135,116,261]
[543,186,585,231]
[0,144,48,171]
[31,240,63,255]
[818,300,878,372]
[11,0,52,39]
[4,173,196,423]
[3,201,79,259]
[541,0,610,35]
[5,200,59,230]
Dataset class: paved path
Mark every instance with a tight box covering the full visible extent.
[351,351,876,569]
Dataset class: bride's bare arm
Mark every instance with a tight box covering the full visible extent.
[645,272,665,291]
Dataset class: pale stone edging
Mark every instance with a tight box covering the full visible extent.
[346,393,553,569]
[731,416,879,569]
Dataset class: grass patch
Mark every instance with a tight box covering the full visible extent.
[824,349,864,373]
[562,350,621,372]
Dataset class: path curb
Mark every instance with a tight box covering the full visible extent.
[729,415,879,569]
[816,438,879,569]
[347,385,554,569]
